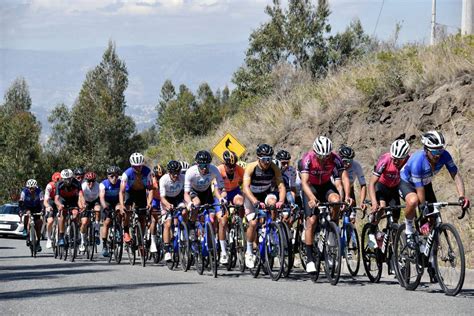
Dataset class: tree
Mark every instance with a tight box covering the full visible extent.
[2,77,32,115]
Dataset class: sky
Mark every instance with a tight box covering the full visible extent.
[0,0,464,51]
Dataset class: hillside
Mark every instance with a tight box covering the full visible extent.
[156,36,474,266]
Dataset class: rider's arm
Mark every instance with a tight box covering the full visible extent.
[341,170,352,202]
[334,178,344,198]
[119,174,127,210]
[300,173,317,203]
[43,185,51,208]
[368,174,379,207]
[451,172,466,198]
[78,191,86,209]
[99,183,107,209]
[242,165,258,204]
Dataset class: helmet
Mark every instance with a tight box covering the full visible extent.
[61,169,74,179]
[390,139,410,159]
[106,166,121,175]
[153,164,166,177]
[195,150,212,164]
[129,152,145,166]
[312,136,332,156]
[223,150,238,166]
[338,145,355,159]
[26,179,38,188]
[421,131,446,149]
[256,144,274,157]
[236,160,247,169]
[74,167,85,176]
[276,150,291,161]
[85,172,97,181]
[51,172,61,182]
[273,159,282,170]
[179,161,190,172]
[167,160,182,174]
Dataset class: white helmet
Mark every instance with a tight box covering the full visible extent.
[312,136,333,156]
[60,169,74,179]
[272,159,282,170]
[421,131,446,149]
[390,139,410,159]
[26,179,38,188]
[179,161,190,172]
[129,152,145,166]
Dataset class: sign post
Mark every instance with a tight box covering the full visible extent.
[212,132,246,162]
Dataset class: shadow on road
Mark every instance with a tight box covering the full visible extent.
[0,262,108,271]
[0,268,111,282]
[0,246,16,250]
[0,282,201,301]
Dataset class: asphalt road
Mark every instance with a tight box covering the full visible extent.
[0,236,472,315]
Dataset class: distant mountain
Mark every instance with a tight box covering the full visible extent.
[0,42,247,137]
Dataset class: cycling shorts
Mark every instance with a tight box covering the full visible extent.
[399,180,437,203]
[375,182,401,220]
[190,187,220,214]
[125,189,147,209]
[227,187,243,203]
[243,191,277,217]
[86,199,100,211]
[303,181,338,217]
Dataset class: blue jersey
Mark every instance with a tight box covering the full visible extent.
[400,149,458,188]
[20,187,44,210]
[100,179,121,203]
[122,166,153,192]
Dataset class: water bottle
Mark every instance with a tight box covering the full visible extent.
[258,228,263,243]
[301,228,306,242]
[368,233,377,249]
[174,227,178,238]
[229,228,234,242]
[376,231,385,249]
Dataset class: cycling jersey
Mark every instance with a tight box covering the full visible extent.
[152,176,161,200]
[81,181,100,202]
[281,166,297,190]
[56,179,82,202]
[243,161,283,194]
[99,179,121,204]
[217,164,244,192]
[184,164,224,193]
[301,151,344,186]
[44,181,56,202]
[373,152,406,188]
[400,150,457,188]
[19,187,44,210]
[159,174,185,198]
[121,166,153,192]
[346,160,366,186]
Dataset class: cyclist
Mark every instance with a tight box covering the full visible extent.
[119,153,153,243]
[300,136,352,273]
[20,179,44,252]
[43,172,61,249]
[159,160,186,262]
[74,167,85,183]
[368,139,410,223]
[149,163,166,254]
[55,169,86,246]
[217,150,245,264]
[80,172,101,252]
[184,150,226,262]
[99,166,122,257]
[337,145,367,222]
[275,149,297,207]
[399,131,470,249]
[242,144,286,268]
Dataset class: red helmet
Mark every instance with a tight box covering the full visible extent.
[51,172,61,182]
[85,172,97,181]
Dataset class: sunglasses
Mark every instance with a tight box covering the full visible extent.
[258,157,272,163]
[170,172,180,176]
[342,159,352,164]
[316,154,330,160]
[280,161,290,166]
[87,180,96,183]
[429,149,444,156]
[198,163,209,170]
[108,174,118,178]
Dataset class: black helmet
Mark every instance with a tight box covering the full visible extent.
[223,150,238,166]
[153,164,166,177]
[74,167,85,176]
[256,144,274,158]
[106,166,121,175]
[276,149,291,161]
[195,150,212,164]
[338,145,355,159]
[167,160,182,174]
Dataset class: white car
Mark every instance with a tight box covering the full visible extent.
[0,203,24,236]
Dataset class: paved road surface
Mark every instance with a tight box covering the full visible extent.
[0,237,472,315]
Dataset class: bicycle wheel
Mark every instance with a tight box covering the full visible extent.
[87,224,95,261]
[136,224,147,267]
[280,222,293,278]
[195,225,205,275]
[361,223,382,283]
[297,226,307,271]
[386,223,399,275]
[107,225,115,263]
[433,223,465,296]
[311,230,322,283]
[393,224,422,290]
[179,222,191,272]
[249,242,261,278]
[114,224,123,264]
[52,220,58,258]
[226,227,236,271]
[126,227,136,266]
[30,226,37,258]
[324,222,342,285]
[70,221,78,262]
[264,223,285,281]
[154,223,164,264]
[344,223,360,276]
[236,219,246,272]
[206,222,218,278]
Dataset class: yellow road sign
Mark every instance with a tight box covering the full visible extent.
[212,132,246,161]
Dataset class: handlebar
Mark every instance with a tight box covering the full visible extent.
[426,201,467,220]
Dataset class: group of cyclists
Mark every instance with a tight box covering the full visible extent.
[18,130,470,284]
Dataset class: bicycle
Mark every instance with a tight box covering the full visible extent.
[166,206,191,272]
[84,209,99,261]
[393,201,467,296]
[248,204,285,281]
[192,204,219,278]
[106,208,123,264]
[361,203,403,283]
[146,217,164,264]
[339,205,361,277]
[59,207,80,262]
[51,212,59,258]
[224,204,246,272]
[25,210,44,258]
[125,206,148,267]
[277,204,298,278]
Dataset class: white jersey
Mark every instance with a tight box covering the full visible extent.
[81,182,100,202]
[159,174,185,198]
[347,160,366,186]
[44,183,55,201]
[184,164,224,193]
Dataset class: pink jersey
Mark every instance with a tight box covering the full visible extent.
[301,151,344,186]
[373,152,407,188]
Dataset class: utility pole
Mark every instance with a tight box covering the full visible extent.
[430,0,436,45]
[462,0,473,35]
